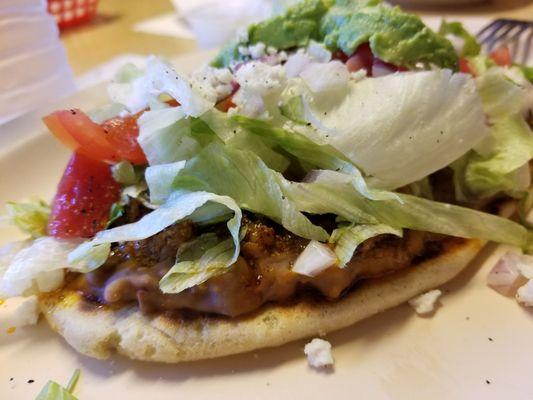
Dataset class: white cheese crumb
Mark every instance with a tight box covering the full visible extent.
[408,289,442,315]
[232,61,286,118]
[516,280,533,306]
[304,338,334,368]
[190,65,234,102]
[266,46,278,56]
[0,296,40,332]
[238,45,250,56]
[248,42,266,59]
[306,41,332,63]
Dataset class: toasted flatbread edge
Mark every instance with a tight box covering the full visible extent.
[38,239,483,363]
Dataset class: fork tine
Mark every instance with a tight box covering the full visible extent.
[504,24,530,59]
[485,23,519,52]
[522,30,532,65]
[476,19,505,41]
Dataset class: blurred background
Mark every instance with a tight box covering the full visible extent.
[1,0,532,124]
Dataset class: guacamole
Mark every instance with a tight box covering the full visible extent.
[211,0,458,70]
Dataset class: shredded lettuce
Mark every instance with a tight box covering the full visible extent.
[68,191,242,277]
[280,171,533,251]
[3,199,50,238]
[160,234,237,294]
[173,143,329,241]
[35,369,80,400]
[330,224,402,267]
[0,237,81,298]
[463,115,533,198]
[232,115,399,201]
[108,57,215,116]
[137,107,200,165]
[290,70,488,189]
[111,161,139,186]
[145,161,186,204]
[476,67,527,121]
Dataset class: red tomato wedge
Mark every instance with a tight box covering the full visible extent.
[346,43,374,75]
[47,152,121,238]
[490,46,512,67]
[215,95,236,112]
[459,57,475,75]
[43,109,147,165]
[101,115,147,165]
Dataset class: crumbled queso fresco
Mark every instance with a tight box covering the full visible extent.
[408,289,442,315]
[304,338,334,368]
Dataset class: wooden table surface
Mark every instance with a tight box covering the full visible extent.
[61,0,533,76]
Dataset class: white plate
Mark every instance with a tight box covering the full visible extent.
[1,52,533,400]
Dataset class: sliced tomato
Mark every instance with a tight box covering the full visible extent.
[47,152,121,238]
[332,49,349,63]
[215,95,236,112]
[459,57,475,75]
[43,109,147,165]
[101,115,147,165]
[490,45,512,67]
[346,43,374,75]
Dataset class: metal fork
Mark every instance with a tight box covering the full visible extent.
[477,19,533,64]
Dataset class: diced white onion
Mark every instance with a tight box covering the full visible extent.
[293,240,338,277]
[487,251,527,296]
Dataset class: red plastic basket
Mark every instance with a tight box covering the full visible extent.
[47,0,99,29]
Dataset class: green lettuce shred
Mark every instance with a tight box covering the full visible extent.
[35,369,80,400]
[330,224,402,267]
[4,199,50,238]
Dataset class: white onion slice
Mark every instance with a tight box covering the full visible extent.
[292,240,338,277]
[487,252,526,296]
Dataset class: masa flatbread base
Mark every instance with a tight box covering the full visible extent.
[38,239,482,363]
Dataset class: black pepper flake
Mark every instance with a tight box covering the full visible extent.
[488,337,493,342]
[9,378,13,382]
[28,379,35,384]
[485,380,491,385]
[70,109,77,115]
[306,122,311,126]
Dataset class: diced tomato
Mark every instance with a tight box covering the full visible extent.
[215,95,236,112]
[43,109,147,165]
[346,43,374,75]
[101,115,147,165]
[47,152,121,238]
[331,50,349,63]
[490,45,512,67]
[459,57,475,75]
